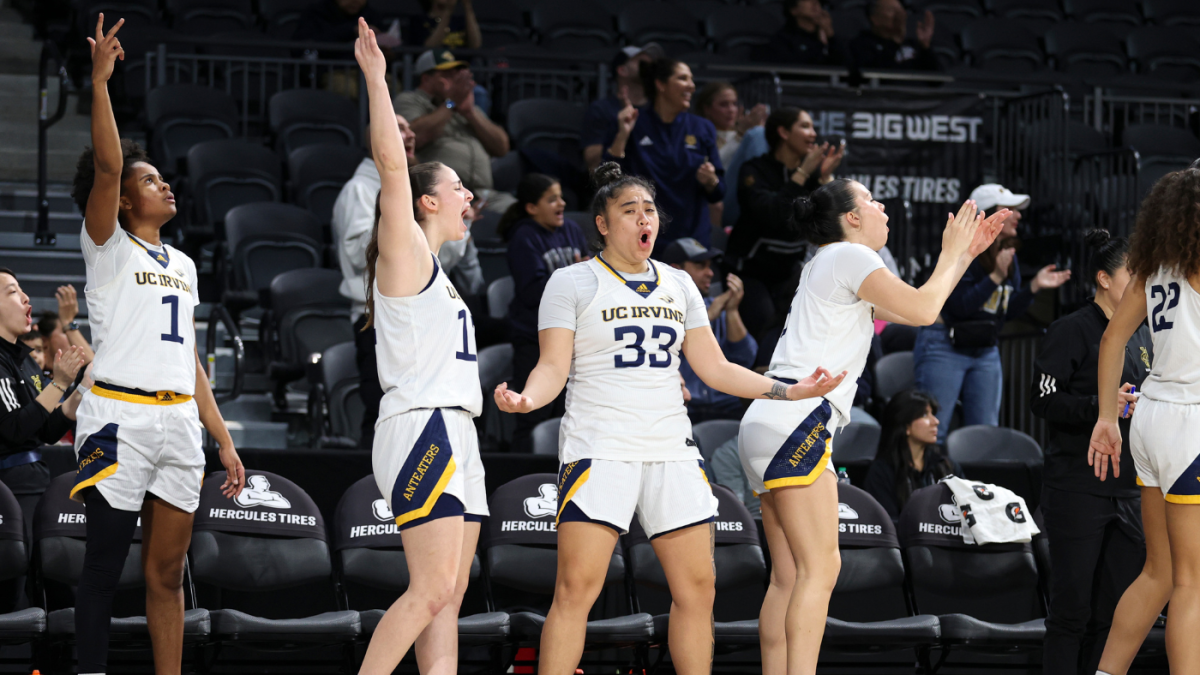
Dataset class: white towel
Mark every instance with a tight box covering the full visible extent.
[942,476,1040,545]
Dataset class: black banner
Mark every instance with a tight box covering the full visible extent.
[34,472,142,542]
[194,471,325,541]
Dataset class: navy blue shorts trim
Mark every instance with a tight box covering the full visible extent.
[558,500,622,534]
[397,493,465,531]
[650,516,716,540]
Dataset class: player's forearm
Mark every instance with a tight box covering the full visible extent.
[367,80,408,176]
[90,84,122,176]
[1096,330,1126,423]
[698,360,788,400]
[908,251,971,325]
[518,362,569,411]
[193,360,233,448]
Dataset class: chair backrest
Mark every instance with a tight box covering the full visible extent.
[0,480,24,584]
[946,425,1043,464]
[224,202,324,292]
[830,484,909,622]
[1062,0,1141,24]
[487,276,515,320]
[146,84,238,174]
[287,144,366,224]
[691,419,740,464]
[873,351,914,404]
[269,89,360,156]
[505,99,587,152]
[531,417,561,456]
[830,422,882,467]
[1122,123,1200,161]
[961,18,1044,72]
[624,484,764,618]
[187,139,284,227]
[321,341,361,441]
[484,474,625,598]
[477,343,514,391]
[530,2,615,50]
[270,268,354,364]
[618,4,703,52]
[898,483,1042,623]
[167,0,253,34]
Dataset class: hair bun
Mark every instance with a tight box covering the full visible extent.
[793,195,816,223]
[1084,228,1111,250]
[592,162,624,191]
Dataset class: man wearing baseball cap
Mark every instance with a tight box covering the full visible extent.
[581,43,665,171]
[912,182,1071,443]
[393,48,510,192]
[662,238,758,422]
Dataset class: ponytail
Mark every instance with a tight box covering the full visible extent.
[638,57,682,108]
[796,178,859,246]
[362,161,445,330]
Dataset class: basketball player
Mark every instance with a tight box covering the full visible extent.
[354,21,487,675]
[70,15,244,675]
[494,162,844,675]
[1089,169,1200,675]
[738,180,1007,675]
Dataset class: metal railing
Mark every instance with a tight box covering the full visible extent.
[999,331,1048,449]
[37,40,71,247]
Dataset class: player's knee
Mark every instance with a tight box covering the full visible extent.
[553,570,605,609]
[769,559,796,592]
[144,555,186,594]
[414,574,459,617]
[798,548,841,592]
[670,566,715,610]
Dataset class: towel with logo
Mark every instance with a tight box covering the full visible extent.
[942,476,1039,545]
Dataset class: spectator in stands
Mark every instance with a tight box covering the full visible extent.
[407,0,481,50]
[333,113,417,448]
[1030,229,1148,675]
[664,238,757,423]
[0,268,86,538]
[695,82,768,228]
[604,58,724,251]
[726,107,843,339]
[36,285,93,373]
[864,389,962,520]
[395,49,509,194]
[500,174,588,452]
[582,44,664,172]
[18,332,45,373]
[758,0,843,66]
[913,184,1071,442]
[849,0,937,71]
[294,0,391,43]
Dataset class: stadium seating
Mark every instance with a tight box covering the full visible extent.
[985,0,1063,34]
[222,203,325,308]
[1062,0,1142,25]
[911,0,983,18]
[331,476,511,657]
[617,5,705,56]
[474,0,527,47]
[190,471,361,670]
[486,275,514,319]
[1142,0,1200,27]
[873,350,914,404]
[705,5,780,60]
[186,139,284,231]
[263,267,355,406]
[960,19,1045,73]
[830,422,882,486]
[166,0,255,35]
[477,343,516,449]
[0,483,46,651]
[1044,23,1129,78]
[1125,26,1200,81]
[1122,124,1200,162]
[146,84,239,178]
[691,419,740,464]
[287,144,366,227]
[530,2,616,52]
[269,90,361,159]
[531,417,560,456]
[506,98,587,162]
[947,425,1043,510]
[258,0,314,38]
[309,340,363,448]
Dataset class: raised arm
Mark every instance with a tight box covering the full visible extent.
[1089,274,1149,481]
[84,14,126,247]
[682,325,845,401]
[859,201,1008,326]
[494,327,574,413]
[355,19,433,298]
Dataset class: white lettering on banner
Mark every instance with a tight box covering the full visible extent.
[715,522,744,532]
[58,513,86,524]
[842,174,961,204]
[838,523,883,534]
[845,113,983,144]
[207,508,316,526]
[350,523,402,538]
[918,522,961,536]
[500,520,558,533]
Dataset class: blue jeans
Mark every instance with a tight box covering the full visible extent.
[912,324,1003,443]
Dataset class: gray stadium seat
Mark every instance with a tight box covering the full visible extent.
[1143,0,1200,27]
[483,474,651,656]
[332,475,510,659]
[309,341,363,448]
[1126,26,1200,81]
[1045,23,1129,78]
[269,89,361,158]
[259,0,319,37]
[530,1,615,52]
[617,4,705,55]
[946,425,1043,510]
[477,343,516,450]
[474,0,526,47]
[287,144,366,226]
[1063,0,1142,25]
[186,139,284,230]
[487,276,515,319]
[264,268,355,406]
[1122,124,1200,162]
[691,419,740,464]
[223,202,324,301]
[145,84,238,177]
[34,473,208,669]
[506,99,587,160]
[0,481,45,647]
[167,0,254,35]
[961,19,1045,73]
[531,416,560,456]
[705,5,780,59]
[191,471,361,670]
[831,421,882,467]
[911,0,983,18]
[873,350,914,404]
[899,484,1045,655]
[491,150,523,194]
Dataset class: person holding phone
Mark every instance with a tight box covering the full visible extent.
[1031,229,1150,675]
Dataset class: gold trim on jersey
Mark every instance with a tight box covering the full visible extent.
[127,232,171,268]
[394,456,457,526]
[762,441,833,490]
[595,255,660,287]
[92,382,193,405]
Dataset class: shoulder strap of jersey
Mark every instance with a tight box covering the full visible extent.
[126,232,170,269]
[594,254,659,299]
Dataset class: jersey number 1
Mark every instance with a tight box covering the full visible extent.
[161,296,184,344]
[455,310,477,362]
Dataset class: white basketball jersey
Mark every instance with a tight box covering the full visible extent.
[559,257,700,463]
[374,255,483,421]
[1140,267,1200,404]
[86,232,199,394]
[768,243,878,423]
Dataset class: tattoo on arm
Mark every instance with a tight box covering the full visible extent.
[763,381,789,400]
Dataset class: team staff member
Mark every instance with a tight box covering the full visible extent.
[1031,230,1149,675]
[0,268,87,534]
[604,58,724,252]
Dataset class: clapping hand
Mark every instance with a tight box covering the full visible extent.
[819,141,845,178]
[696,161,719,191]
[722,273,745,311]
[87,14,125,84]
[916,10,935,49]
[800,141,829,177]
[736,103,769,134]
[1032,264,1072,292]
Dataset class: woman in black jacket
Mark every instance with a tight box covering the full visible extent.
[725,106,842,339]
[864,389,962,521]
[1030,230,1150,675]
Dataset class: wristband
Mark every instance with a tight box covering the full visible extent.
[67,320,80,332]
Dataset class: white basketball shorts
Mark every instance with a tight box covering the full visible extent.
[738,397,840,496]
[71,384,204,513]
[373,407,488,528]
[555,458,718,538]
[1130,396,1200,503]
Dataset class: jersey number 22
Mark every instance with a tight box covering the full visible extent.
[1150,283,1179,333]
